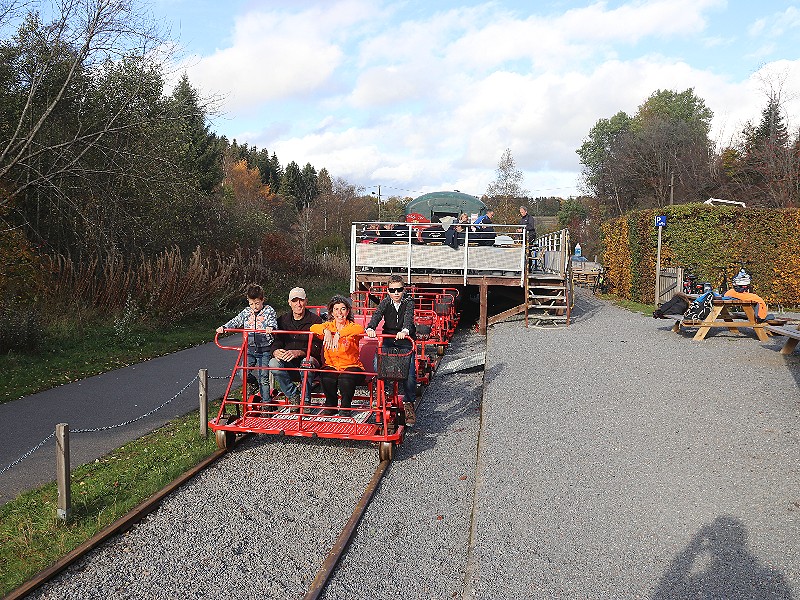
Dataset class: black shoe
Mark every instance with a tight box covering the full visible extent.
[403,401,416,425]
[320,408,338,416]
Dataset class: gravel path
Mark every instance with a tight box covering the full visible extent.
[26,291,800,599]
[470,290,800,599]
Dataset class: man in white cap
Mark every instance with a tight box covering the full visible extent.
[269,287,323,413]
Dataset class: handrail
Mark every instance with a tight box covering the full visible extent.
[352,221,570,285]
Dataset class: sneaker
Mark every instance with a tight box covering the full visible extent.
[403,401,416,425]
[288,396,301,414]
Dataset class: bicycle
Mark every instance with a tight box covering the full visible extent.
[712,261,752,294]
[682,267,705,295]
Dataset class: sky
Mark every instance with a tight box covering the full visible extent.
[154,0,800,200]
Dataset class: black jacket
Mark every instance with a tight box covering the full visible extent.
[273,310,323,362]
[367,294,415,338]
[520,213,536,239]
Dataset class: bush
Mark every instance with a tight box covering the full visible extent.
[0,304,43,354]
[601,204,800,306]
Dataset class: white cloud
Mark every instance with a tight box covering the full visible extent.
[176,0,380,112]
[178,0,800,198]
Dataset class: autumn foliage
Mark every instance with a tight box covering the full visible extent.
[601,204,800,307]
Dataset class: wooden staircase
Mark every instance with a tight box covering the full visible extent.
[525,272,571,325]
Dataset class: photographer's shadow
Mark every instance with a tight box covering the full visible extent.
[653,515,793,600]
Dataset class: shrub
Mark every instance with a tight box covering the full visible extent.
[602,204,800,306]
[0,304,43,354]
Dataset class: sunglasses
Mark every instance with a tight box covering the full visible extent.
[388,286,404,292]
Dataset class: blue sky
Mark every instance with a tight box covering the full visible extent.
[154,0,800,199]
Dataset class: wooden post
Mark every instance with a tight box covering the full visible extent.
[56,423,71,521]
[199,368,208,438]
[479,278,488,335]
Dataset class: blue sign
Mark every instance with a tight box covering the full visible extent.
[655,215,667,227]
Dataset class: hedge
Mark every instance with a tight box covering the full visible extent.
[601,204,800,307]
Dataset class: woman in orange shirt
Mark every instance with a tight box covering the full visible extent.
[310,295,366,416]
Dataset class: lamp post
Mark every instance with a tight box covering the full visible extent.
[370,185,381,221]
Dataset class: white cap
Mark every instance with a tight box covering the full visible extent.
[288,287,307,301]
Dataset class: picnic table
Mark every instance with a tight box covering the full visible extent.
[672,292,769,342]
[766,323,800,354]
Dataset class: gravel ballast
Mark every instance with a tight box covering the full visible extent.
[28,291,800,599]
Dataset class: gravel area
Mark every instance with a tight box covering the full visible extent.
[469,289,800,599]
[321,329,485,599]
[30,436,380,599]
[23,290,800,599]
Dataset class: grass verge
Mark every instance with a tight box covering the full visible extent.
[0,314,225,405]
[0,408,219,596]
[597,293,655,316]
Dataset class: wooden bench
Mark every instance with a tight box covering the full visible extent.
[765,324,800,355]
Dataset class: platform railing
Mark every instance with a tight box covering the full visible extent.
[351,221,535,287]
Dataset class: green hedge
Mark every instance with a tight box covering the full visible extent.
[601,204,800,307]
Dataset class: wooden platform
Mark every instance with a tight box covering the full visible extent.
[351,225,572,333]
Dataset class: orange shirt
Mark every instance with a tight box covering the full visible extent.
[723,289,769,320]
[309,321,365,370]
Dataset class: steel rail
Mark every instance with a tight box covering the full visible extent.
[303,458,391,600]
[3,443,234,600]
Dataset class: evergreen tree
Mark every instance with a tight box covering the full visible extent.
[169,74,223,194]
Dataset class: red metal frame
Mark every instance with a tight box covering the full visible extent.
[209,330,410,446]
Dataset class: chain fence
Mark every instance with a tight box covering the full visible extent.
[0,374,230,477]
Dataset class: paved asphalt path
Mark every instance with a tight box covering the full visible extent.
[0,338,239,504]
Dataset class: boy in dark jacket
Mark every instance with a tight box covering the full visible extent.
[365,275,417,424]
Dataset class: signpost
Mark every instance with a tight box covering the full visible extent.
[654,215,667,305]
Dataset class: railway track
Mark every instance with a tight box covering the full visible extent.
[18,433,397,599]
[13,319,484,599]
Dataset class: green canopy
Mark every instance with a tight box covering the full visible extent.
[405,191,486,223]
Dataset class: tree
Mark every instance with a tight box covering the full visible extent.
[627,88,714,208]
[0,0,167,208]
[576,111,635,216]
[718,91,799,208]
[280,161,302,211]
[486,148,529,198]
[577,89,715,214]
[169,74,223,194]
[299,163,319,210]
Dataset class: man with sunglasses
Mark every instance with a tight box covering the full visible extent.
[269,287,323,413]
[365,275,418,424]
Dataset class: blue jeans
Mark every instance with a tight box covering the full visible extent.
[374,339,417,401]
[268,356,316,402]
[245,350,271,400]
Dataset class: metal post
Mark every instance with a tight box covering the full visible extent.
[655,226,663,306]
[669,172,674,205]
[199,368,208,438]
[56,423,71,521]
